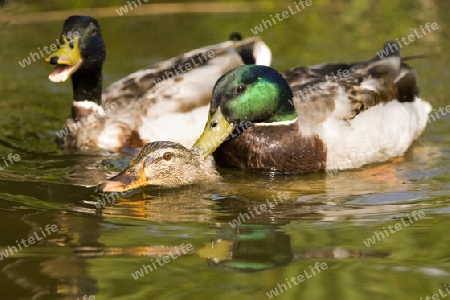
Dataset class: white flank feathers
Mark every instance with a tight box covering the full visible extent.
[317,97,432,171]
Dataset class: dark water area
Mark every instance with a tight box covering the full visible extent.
[0,1,449,299]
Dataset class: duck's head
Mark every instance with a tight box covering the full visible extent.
[98,141,219,193]
[46,16,105,110]
[193,65,297,157]
[46,15,105,83]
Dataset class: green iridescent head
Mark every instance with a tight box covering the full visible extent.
[210,65,297,123]
[193,65,297,157]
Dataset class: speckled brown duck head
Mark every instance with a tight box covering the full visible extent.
[98,141,219,192]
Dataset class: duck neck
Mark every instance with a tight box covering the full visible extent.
[72,69,102,106]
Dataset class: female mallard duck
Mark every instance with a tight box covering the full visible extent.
[45,16,271,150]
[98,41,432,192]
[98,141,218,192]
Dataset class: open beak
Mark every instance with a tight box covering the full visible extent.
[45,35,82,82]
[192,107,235,158]
[98,162,148,193]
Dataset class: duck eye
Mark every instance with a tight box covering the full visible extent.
[210,121,217,128]
[163,152,173,160]
[235,84,246,95]
[91,28,97,36]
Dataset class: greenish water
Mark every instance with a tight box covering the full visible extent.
[0,1,449,299]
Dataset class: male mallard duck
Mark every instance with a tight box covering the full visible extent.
[97,41,432,192]
[45,16,271,150]
[192,41,431,174]
[98,141,218,192]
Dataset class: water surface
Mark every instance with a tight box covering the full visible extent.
[0,1,449,299]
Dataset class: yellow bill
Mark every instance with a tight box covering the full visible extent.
[192,107,235,158]
[45,35,82,82]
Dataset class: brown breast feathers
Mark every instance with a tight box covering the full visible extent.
[213,122,326,174]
